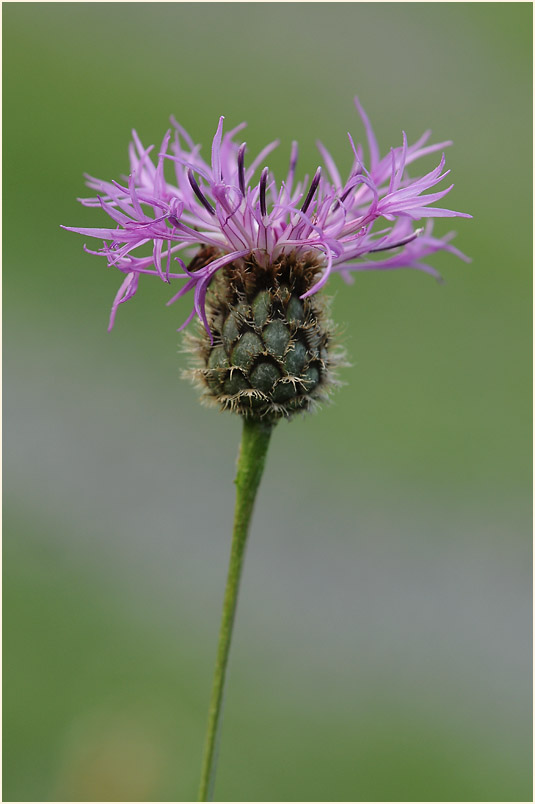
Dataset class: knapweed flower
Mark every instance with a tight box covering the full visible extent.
[63,98,470,419]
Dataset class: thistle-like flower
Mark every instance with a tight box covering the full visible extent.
[63,100,471,800]
[63,98,470,420]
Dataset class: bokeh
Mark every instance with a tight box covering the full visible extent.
[3,3,532,801]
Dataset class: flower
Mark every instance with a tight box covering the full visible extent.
[63,98,470,338]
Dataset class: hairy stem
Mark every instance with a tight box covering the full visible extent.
[198,417,273,801]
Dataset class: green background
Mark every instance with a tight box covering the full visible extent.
[3,2,532,801]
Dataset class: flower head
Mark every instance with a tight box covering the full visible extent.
[64,99,470,420]
[63,98,470,337]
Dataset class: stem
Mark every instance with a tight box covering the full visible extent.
[198,417,273,802]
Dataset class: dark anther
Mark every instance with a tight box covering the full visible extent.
[260,167,269,217]
[340,184,354,204]
[168,215,180,227]
[369,228,422,254]
[238,143,246,196]
[187,168,215,215]
[301,167,321,214]
[340,165,363,204]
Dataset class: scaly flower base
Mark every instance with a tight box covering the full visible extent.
[185,251,344,420]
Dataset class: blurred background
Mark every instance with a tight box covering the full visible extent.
[3,3,532,802]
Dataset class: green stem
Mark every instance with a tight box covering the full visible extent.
[198,417,273,802]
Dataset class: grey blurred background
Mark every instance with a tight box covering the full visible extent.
[3,3,532,801]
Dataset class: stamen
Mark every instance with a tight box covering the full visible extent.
[341,184,355,204]
[260,167,269,217]
[337,165,366,208]
[300,167,321,214]
[238,143,246,196]
[369,227,423,253]
[187,168,215,215]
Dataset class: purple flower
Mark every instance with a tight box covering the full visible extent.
[63,98,471,335]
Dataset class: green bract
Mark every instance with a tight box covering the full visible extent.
[184,251,343,420]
